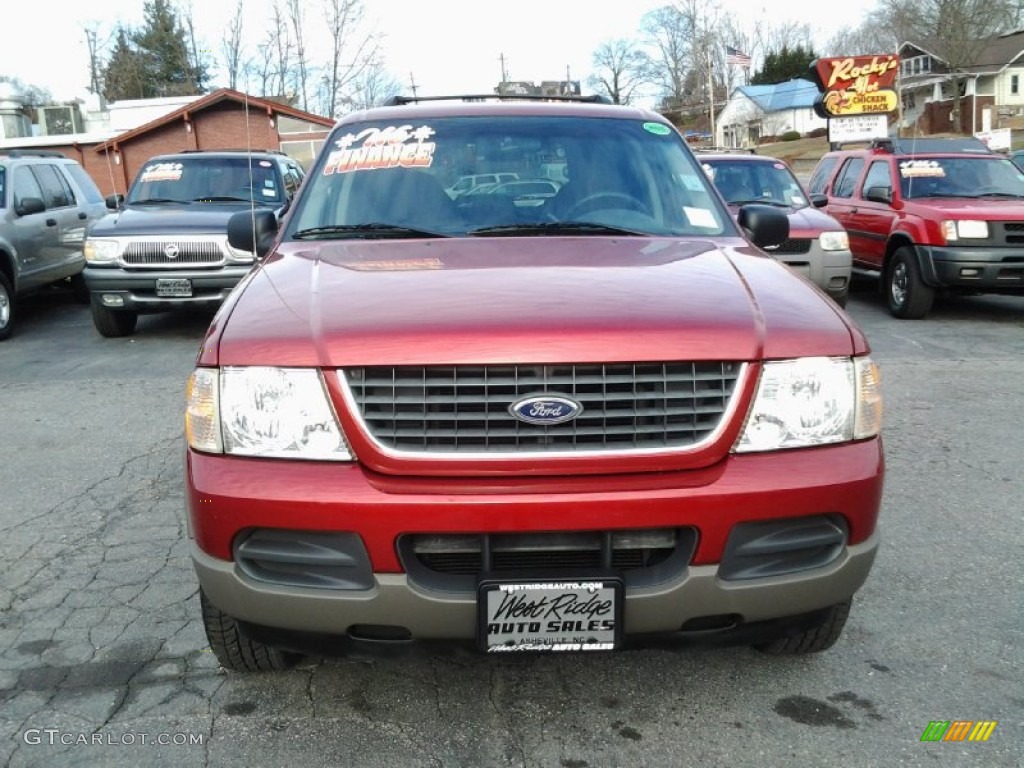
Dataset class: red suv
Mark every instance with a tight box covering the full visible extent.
[185,96,884,671]
[809,137,1024,318]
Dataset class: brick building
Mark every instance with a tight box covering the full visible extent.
[2,89,334,197]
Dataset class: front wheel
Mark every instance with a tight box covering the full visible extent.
[886,247,934,319]
[200,590,299,672]
[91,296,138,337]
[754,600,852,655]
[0,271,15,341]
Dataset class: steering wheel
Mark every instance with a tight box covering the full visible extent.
[565,192,650,218]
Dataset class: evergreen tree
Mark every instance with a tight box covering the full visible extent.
[750,44,817,85]
[103,27,151,101]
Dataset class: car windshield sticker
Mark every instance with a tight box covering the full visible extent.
[899,160,945,178]
[322,125,436,175]
[702,163,716,179]
[262,188,276,196]
[140,162,183,182]
[264,179,275,187]
[792,195,806,205]
[774,163,786,169]
[683,206,717,228]
[259,160,273,167]
[643,122,671,135]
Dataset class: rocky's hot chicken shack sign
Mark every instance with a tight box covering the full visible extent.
[810,54,900,118]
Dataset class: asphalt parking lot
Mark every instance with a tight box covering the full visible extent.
[1,283,1022,768]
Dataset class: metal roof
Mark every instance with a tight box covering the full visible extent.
[737,79,820,112]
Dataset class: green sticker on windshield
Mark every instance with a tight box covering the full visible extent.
[643,122,671,136]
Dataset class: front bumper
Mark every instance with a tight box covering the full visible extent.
[187,438,884,639]
[774,243,852,299]
[920,246,1024,292]
[83,265,253,311]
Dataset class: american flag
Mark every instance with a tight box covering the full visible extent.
[726,46,752,68]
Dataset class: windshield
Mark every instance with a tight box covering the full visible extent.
[288,115,729,238]
[899,156,1024,199]
[701,158,809,208]
[127,156,285,205]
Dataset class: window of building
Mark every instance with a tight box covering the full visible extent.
[1012,75,1019,95]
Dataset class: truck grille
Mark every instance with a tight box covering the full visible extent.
[767,238,812,255]
[121,240,225,266]
[341,362,742,454]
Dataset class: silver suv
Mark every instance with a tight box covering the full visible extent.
[0,150,107,340]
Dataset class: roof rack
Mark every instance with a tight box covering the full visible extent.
[383,93,612,106]
[0,149,67,158]
[867,137,994,155]
[177,148,286,155]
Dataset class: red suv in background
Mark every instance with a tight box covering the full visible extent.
[185,96,884,671]
[808,137,1024,318]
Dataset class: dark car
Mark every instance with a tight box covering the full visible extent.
[0,150,107,340]
[184,96,883,672]
[82,150,306,337]
[699,151,853,306]
[809,137,1024,318]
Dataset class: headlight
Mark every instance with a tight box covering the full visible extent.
[185,367,354,461]
[83,238,121,263]
[734,356,882,452]
[221,367,353,460]
[941,220,988,241]
[819,231,849,251]
[225,240,255,264]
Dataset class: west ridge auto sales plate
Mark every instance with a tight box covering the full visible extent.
[477,578,623,653]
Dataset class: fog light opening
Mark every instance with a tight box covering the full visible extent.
[102,294,125,307]
[959,267,982,278]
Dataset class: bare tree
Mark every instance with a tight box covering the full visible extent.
[177,1,210,94]
[877,0,1019,127]
[343,55,402,111]
[321,0,380,118]
[220,0,245,90]
[823,18,901,58]
[588,39,651,105]
[641,5,691,110]
[246,41,275,97]
[83,22,113,99]
[268,0,294,100]
[286,0,309,110]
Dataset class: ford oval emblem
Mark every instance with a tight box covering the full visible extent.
[509,394,583,425]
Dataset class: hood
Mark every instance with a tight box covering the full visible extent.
[211,237,858,368]
[89,202,277,237]
[905,198,1024,218]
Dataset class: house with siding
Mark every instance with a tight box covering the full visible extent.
[714,79,826,148]
[899,31,1024,136]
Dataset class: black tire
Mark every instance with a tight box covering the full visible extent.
[754,599,851,655]
[200,590,298,672]
[0,271,14,341]
[886,247,934,319]
[91,296,138,337]
[70,272,91,304]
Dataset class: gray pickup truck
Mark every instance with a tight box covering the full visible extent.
[0,150,107,340]
[82,150,305,337]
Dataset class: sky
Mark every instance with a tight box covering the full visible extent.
[1,0,877,107]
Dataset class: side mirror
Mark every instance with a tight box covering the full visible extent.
[864,186,893,205]
[810,193,829,208]
[15,197,46,216]
[105,194,124,210]
[737,204,789,250]
[228,209,278,259]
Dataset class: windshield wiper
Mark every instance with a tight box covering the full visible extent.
[468,221,648,237]
[130,198,188,205]
[728,199,790,207]
[962,192,1024,199]
[193,195,252,202]
[292,223,451,239]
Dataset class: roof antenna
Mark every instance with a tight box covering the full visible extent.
[243,80,257,257]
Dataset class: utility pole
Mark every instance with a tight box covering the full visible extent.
[707,42,716,146]
[566,64,572,95]
[409,72,418,98]
[499,53,509,84]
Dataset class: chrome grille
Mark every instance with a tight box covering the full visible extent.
[342,362,742,454]
[121,240,225,266]
[767,238,812,255]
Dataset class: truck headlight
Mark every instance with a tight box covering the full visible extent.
[83,238,121,263]
[734,356,882,452]
[185,367,354,460]
[819,231,849,251]
[941,220,988,241]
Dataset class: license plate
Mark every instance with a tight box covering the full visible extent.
[156,278,192,297]
[477,578,622,653]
